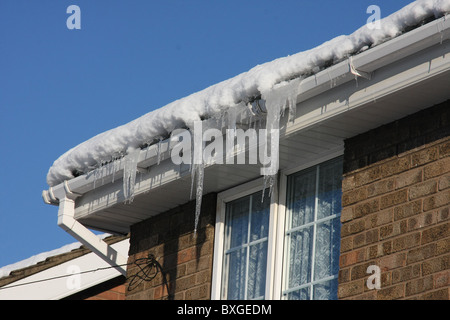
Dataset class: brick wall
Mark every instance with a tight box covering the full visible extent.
[65,276,126,300]
[125,193,217,300]
[84,283,126,300]
[339,101,450,300]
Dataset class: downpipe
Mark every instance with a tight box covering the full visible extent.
[53,183,128,276]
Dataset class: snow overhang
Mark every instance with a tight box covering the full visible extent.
[42,14,450,235]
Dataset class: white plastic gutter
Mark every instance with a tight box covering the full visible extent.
[42,15,450,266]
[52,181,127,276]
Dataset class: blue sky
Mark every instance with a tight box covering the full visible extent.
[0,0,413,268]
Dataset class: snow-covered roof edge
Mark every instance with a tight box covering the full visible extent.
[46,0,450,187]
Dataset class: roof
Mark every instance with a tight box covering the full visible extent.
[0,235,129,300]
[45,0,450,188]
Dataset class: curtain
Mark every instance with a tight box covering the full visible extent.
[224,190,270,300]
[285,157,342,300]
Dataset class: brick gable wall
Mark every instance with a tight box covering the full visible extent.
[339,100,450,300]
[125,193,217,300]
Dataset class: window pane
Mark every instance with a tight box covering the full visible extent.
[226,248,247,300]
[288,227,313,288]
[313,279,338,300]
[287,287,310,300]
[314,218,341,281]
[227,197,249,249]
[250,191,270,242]
[287,167,316,228]
[223,190,270,300]
[317,158,343,220]
[283,157,343,300]
[247,242,268,299]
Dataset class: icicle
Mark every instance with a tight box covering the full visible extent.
[100,162,105,186]
[261,174,275,203]
[286,78,301,123]
[228,105,238,130]
[112,158,117,184]
[189,130,196,201]
[188,120,206,235]
[91,164,104,190]
[221,110,227,130]
[190,162,196,200]
[226,106,237,164]
[123,149,140,203]
[157,138,163,165]
[260,88,282,202]
[92,167,97,190]
[258,79,301,200]
[193,163,205,235]
[247,113,253,126]
[239,107,245,125]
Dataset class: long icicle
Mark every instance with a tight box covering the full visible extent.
[192,121,205,235]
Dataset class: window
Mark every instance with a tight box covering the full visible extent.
[212,154,343,300]
[222,190,271,300]
[282,157,342,300]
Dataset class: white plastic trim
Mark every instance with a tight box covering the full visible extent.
[57,197,127,276]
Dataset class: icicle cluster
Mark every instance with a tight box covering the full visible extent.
[123,149,140,203]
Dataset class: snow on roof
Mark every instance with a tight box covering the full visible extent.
[0,243,82,279]
[46,0,450,188]
[0,234,110,279]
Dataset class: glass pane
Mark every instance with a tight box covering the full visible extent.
[314,218,341,281]
[283,157,343,300]
[317,159,343,220]
[250,191,271,242]
[287,167,316,228]
[226,248,247,300]
[224,189,271,300]
[227,197,249,249]
[286,287,310,300]
[288,227,313,288]
[313,279,338,300]
[247,241,268,299]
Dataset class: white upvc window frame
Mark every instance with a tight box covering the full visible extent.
[211,148,343,300]
[211,177,279,300]
[273,151,343,300]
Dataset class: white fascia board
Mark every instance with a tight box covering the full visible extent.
[297,16,450,104]
[353,16,450,73]
[73,159,192,220]
[0,239,129,300]
[284,39,450,139]
[43,15,450,211]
